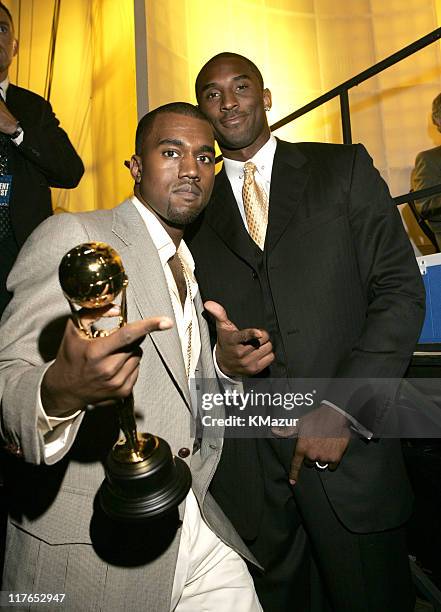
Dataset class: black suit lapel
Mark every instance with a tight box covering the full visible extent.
[266,140,311,253]
[205,167,259,266]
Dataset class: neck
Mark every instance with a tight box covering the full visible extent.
[134,187,184,248]
[220,130,271,162]
[0,69,8,84]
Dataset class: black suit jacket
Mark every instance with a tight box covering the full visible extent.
[187,140,425,537]
[5,84,84,247]
[0,84,84,316]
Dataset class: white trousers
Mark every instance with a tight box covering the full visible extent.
[170,489,262,612]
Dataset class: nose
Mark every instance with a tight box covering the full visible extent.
[179,155,200,181]
[221,91,238,112]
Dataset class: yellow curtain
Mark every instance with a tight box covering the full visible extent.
[144,0,441,252]
[7,0,137,212]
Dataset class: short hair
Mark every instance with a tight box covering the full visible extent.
[195,52,264,101]
[0,3,14,30]
[135,102,209,155]
[432,93,441,132]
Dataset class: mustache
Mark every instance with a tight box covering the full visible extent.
[220,111,247,122]
[172,180,201,195]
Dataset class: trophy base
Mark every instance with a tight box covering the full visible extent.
[99,435,192,521]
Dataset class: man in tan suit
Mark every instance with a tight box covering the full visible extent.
[0,102,261,611]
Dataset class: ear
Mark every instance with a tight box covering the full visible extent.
[130,155,142,182]
[12,39,18,57]
[263,88,272,111]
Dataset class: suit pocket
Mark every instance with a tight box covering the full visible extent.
[291,205,345,240]
[10,487,94,545]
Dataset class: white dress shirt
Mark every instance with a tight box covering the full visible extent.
[0,76,24,145]
[223,135,276,230]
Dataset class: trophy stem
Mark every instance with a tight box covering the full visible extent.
[118,394,141,456]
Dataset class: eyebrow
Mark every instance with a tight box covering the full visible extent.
[199,74,252,94]
[158,138,184,146]
[158,139,215,155]
[199,145,216,155]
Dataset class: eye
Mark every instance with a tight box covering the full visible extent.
[236,84,248,92]
[206,91,220,100]
[197,154,214,164]
[162,150,179,158]
[0,25,9,34]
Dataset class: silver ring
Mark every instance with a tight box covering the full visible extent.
[85,403,96,412]
[315,461,329,470]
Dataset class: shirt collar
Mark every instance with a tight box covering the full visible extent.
[0,77,10,101]
[130,195,196,278]
[223,134,277,184]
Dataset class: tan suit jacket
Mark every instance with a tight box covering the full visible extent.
[0,199,254,611]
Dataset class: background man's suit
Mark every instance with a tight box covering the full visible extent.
[0,83,84,315]
[0,200,253,611]
[411,145,441,249]
[187,140,425,611]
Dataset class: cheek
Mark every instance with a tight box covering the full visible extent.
[201,170,215,196]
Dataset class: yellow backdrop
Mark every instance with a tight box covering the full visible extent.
[7,0,137,212]
[5,0,441,253]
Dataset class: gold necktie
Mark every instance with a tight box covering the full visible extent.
[242,161,268,250]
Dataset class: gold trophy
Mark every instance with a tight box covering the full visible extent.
[59,242,191,521]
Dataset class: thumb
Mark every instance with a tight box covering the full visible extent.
[204,300,238,332]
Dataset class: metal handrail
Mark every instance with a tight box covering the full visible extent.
[214,28,441,165]
[269,28,441,138]
[395,184,441,207]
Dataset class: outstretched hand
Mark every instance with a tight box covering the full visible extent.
[204,300,274,377]
[41,313,173,418]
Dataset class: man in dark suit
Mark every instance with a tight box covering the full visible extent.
[411,92,441,249]
[0,1,84,317]
[187,52,425,612]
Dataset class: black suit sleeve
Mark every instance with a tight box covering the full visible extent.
[328,144,425,429]
[12,95,84,188]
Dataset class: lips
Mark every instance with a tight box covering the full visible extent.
[220,113,248,127]
[172,183,201,197]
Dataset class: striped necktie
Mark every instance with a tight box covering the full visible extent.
[242,161,268,250]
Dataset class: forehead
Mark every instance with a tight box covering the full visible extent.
[198,57,260,89]
[143,113,214,151]
[0,8,12,28]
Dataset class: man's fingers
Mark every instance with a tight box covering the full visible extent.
[204,301,239,332]
[289,449,304,485]
[240,342,275,374]
[236,327,264,345]
[92,317,173,355]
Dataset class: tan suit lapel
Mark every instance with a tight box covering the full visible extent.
[111,200,191,408]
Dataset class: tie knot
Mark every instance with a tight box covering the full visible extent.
[243,161,256,178]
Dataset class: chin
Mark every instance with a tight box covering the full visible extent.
[168,207,205,227]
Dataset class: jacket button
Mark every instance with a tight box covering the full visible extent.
[252,271,258,279]
[178,447,191,458]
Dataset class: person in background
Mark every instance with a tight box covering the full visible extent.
[411,92,441,250]
[0,1,84,316]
